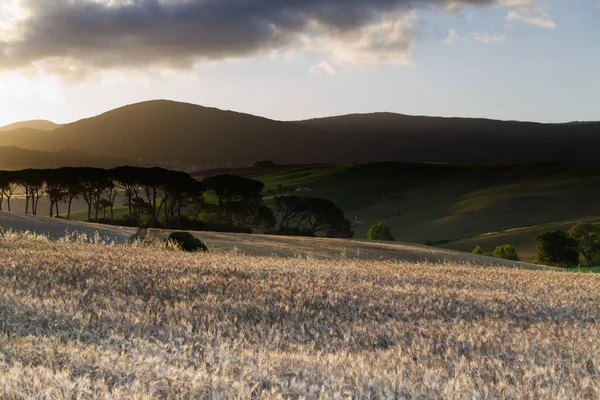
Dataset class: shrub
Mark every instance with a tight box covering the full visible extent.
[367,222,395,241]
[568,222,600,266]
[536,230,579,267]
[167,232,208,252]
[472,246,490,256]
[492,244,519,261]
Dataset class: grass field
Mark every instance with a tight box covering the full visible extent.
[439,216,600,262]
[1,232,599,398]
[253,162,600,255]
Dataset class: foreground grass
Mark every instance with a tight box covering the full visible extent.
[0,235,599,398]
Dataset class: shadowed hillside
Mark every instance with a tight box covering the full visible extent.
[0,101,332,169]
[1,100,599,168]
[249,162,600,260]
[0,146,124,170]
[0,120,61,132]
[297,113,600,164]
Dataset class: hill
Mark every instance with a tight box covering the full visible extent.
[0,146,125,170]
[0,100,331,169]
[244,162,600,261]
[297,113,600,164]
[0,119,61,132]
[1,100,599,168]
[0,211,136,242]
[1,229,597,397]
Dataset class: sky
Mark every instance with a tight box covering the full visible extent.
[0,0,598,126]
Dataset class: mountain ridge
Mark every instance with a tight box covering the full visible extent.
[0,120,62,132]
[1,100,599,168]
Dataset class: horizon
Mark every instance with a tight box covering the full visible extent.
[1,1,599,127]
[2,98,600,128]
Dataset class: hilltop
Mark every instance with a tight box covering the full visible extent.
[1,100,599,168]
[0,119,61,132]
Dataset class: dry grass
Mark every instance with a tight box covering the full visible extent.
[0,233,599,399]
[149,229,551,270]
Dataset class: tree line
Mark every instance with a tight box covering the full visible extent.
[0,167,353,238]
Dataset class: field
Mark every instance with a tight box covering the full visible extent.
[1,231,599,398]
[251,162,600,258]
[439,216,600,262]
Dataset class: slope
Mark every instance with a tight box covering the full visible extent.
[0,211,136,243]
[0,100,332,168]
[0,119,61,132]
[297,113,600,164]
[2,100,600,168]
[0,146,125,170]
[253,162,600,256]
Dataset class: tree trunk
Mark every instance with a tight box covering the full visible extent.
[177,202,182,229]
[49,200,54,217]
[55,201,59,218]
[67,197,73,219]
[7,197,11,212]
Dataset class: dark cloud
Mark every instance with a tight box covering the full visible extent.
[0,0,499,77]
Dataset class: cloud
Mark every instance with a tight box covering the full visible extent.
[506,10,556,29]
[310,61,338,75]
[445,30,506,44]
[0,0,544,79]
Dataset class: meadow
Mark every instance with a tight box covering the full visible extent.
[0,231,598,398]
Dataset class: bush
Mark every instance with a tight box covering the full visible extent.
[536,230,579,267]
[472,246,490,256]
[568,222,600,266]
[367,222,395,241]
[167,232,208,252]
[492,244,519,261]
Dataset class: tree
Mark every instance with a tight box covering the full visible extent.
[274,195,307,231]
[0,171,17,212]
[17,169,44,215]
[536,230,580,267]
[204,174,264,225]
[255,205,275,233]
[44,169,68,218]
[367,222,395,241]
[103,181,119,221]
[303,197,352,238]
[139,167,171,227]
[568,222,600,266]
[492,244,519,261]
[61,168,82,220]
[472,246,490,256]
[113,166,142,217]
[79,168,109,222]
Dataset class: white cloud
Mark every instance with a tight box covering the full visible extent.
[500,0,547,12]
[506,10,556,29]
[310,61,337,75]
[444,30,506,44]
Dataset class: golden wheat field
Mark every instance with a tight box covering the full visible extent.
[0,232,599,399]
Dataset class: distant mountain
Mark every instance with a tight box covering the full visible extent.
[0,100,332,169]
[0,100,599,167]
[296,113,600,164]
[0,146,124,170]
[0,120,62,132]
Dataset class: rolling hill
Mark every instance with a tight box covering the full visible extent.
[0,119,61,132]
[0,101,332,169]
[0,146,125,170]
[0,100,599,168]
[244,162,600,261]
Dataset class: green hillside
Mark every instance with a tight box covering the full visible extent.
[254,162,600,260]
